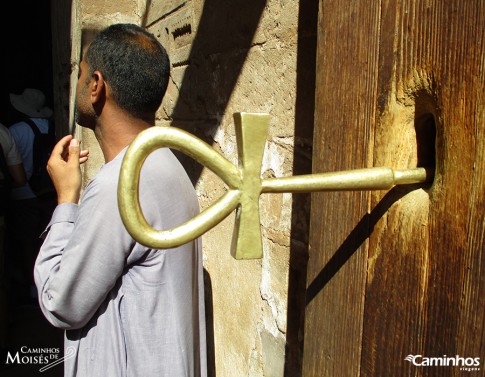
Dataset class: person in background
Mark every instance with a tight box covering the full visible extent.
[34,23,207,377]
[7,88,55,303]
[8,88,53,199]
[0,122,26,361]
[0,123,27,202]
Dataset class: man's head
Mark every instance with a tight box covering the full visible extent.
[76,23,170,127]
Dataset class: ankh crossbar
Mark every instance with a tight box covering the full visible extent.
[118,112,433,259]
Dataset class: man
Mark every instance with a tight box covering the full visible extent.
[7,88,55,302]
[34,23,207,377]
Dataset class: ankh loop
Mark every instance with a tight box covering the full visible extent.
[118,112,433,259]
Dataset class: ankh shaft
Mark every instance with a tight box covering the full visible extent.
[261,166,432,193]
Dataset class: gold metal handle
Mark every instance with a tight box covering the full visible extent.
[118,125,242,249]
[118,113,433,259]
[261,166,430,193]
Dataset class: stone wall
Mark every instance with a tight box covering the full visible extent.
[74,1,314,375]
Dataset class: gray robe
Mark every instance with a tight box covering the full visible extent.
[34,147,207,377]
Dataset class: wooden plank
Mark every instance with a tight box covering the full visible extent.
[361,1,485,376]
[302,0,381,375]
[304,0,484,376]
[423,0,485,371]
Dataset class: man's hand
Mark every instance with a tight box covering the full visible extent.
[47,135,89,204]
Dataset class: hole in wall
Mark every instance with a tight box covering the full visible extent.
[414,89,439,186]
[415,114,436,168]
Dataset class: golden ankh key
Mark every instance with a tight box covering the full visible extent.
[118,113,433,259]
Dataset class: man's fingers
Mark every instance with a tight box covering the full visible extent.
[79,148,89,165]
[52,134,73,157]
[67,138,81,165]
[50,136,86,165]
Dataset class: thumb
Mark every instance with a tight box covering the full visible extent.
[68,138,80,164]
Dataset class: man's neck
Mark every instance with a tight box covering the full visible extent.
[95,115,153,163]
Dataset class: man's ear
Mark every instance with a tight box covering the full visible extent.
[90,70,105,104]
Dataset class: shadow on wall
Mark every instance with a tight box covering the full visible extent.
[141,1,318,377]
[145,0,268,183]
[144,2,267,376]
[284,0,318,376]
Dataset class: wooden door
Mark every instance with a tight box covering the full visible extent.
[303,1,484,376]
